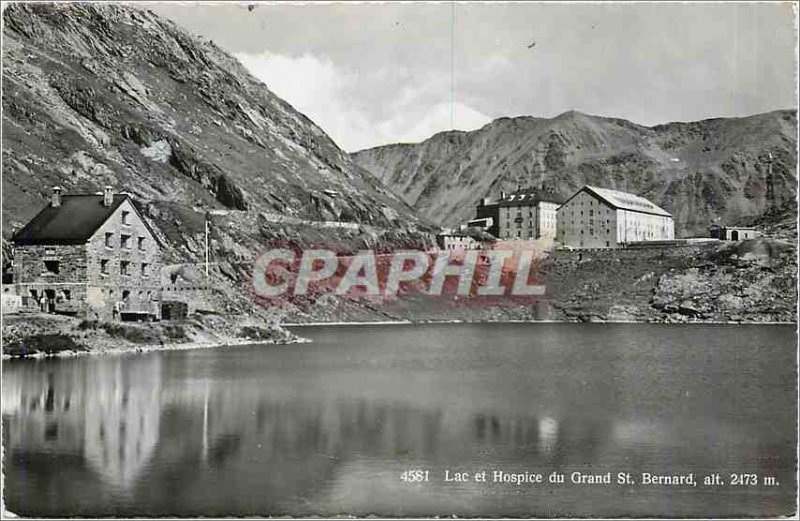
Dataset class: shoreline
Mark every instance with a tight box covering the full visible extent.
[1,335,312,362]
[284,319,797,327]
[5,318,794,361]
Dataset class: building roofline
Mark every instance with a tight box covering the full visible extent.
[11,193,164,247]
[557,185,673,218]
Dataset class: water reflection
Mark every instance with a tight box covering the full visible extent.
[3,356,162,494]
[2,323,796,517]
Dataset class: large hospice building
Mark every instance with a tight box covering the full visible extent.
[556,185,674,248]
[496,188,562,240]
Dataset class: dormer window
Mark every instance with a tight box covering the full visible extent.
[121,211,130,225]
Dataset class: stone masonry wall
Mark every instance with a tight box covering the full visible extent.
[14,244,88,313]
[85,199,162,320]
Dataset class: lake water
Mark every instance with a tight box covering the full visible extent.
[2,323,796,517]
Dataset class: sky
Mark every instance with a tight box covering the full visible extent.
[151,2,798,152]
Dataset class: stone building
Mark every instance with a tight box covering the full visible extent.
[436,231,486,251]
[10,186,162,320]
[496,188,562,240]
[556,185,674,249]
[466,216,494,232]
[474,197,500,237]
[709,224,761,241]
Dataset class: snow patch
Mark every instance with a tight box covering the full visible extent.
[140,139,172,163]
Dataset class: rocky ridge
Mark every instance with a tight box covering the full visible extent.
[352,110,797,236]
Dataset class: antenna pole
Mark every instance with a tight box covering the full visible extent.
[205,214,210,279]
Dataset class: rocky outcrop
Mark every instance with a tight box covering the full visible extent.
[651,239,797,322]
[540,239,796,323]
[352,110,797,237]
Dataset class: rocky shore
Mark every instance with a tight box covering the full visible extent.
[278,238,797,325]
[2,313,307,360]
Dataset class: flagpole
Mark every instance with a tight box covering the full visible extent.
[205,214,209,279]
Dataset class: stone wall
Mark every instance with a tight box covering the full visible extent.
[14,244,87,285]
[557,190,619,248]
[552,241,718,264]
[85,198,162,320]
[13,244,88,313]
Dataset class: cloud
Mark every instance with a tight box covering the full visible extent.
[400,102,492,144]
[236,51,492,152]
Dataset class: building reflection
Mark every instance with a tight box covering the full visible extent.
[3,362,88,455]
[82,357,162,491]
[3,356,163,494]
[4,324,795,517]
[3,355,619,514]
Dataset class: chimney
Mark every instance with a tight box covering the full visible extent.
[51,186,62,207]
[103,185,114,207]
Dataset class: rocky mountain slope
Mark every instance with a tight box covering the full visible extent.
[2,3,433,318]
[352,110,797,236]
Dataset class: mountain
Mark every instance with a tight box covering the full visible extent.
[352,109,797,236]
[2,3,431,247]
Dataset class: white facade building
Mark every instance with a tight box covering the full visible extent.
[436,233,484,251]
[556,186,674,249]
[497,190,561,240]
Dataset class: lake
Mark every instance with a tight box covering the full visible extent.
[2,323,796,517]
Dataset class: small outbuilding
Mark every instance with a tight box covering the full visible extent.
[709,224,761,241]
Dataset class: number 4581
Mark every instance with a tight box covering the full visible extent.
[401,470,429,482]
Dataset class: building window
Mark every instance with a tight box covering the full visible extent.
[120,234,131,249]
[43,260,60,274]
[105,232,113,248]
[141,263,149,277]
[137,237,145,250]
[101,259,109,275]
[62,290,71,301]
[120,260,130,276]
[122,211,130,225]
[606,241,610,247]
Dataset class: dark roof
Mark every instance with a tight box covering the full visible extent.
[498,188,564,207]
[11,194,153,246]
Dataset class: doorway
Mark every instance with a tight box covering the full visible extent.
[44,289,56,312]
